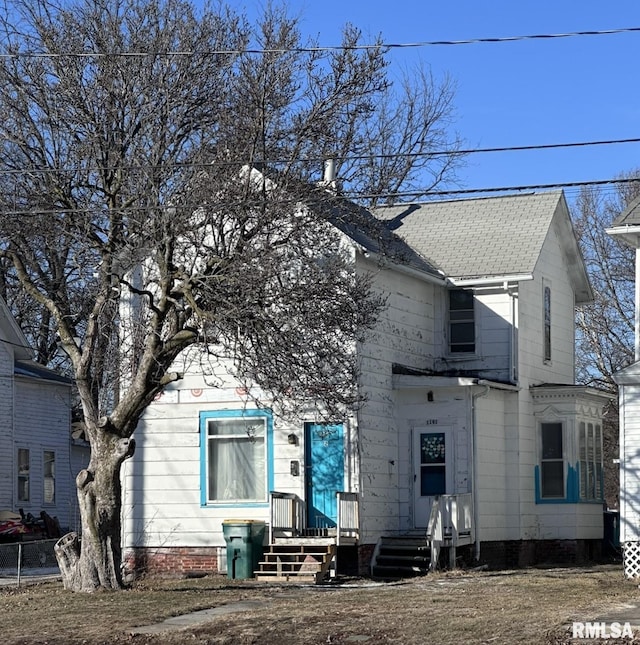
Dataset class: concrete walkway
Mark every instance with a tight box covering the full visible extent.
[591,602,640,628]
[129,599,270,635]
[128,580,388,635]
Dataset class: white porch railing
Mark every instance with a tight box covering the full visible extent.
[268,491,359,544]
[426,493,474,571]
[336,492,359,545]
[268,492,306,543]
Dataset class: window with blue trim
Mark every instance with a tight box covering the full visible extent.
[536,418,604,504]
[540,422,564,498]
[200,410,272,505]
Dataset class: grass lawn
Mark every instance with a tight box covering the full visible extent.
[2,565,639,644]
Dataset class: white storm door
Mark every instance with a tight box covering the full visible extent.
[413,428,454,528]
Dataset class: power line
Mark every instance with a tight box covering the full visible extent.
[385,26,640,48]
[2,26,640,58]
[359,177,640,200]
[2,175,639,215]
[0,136,639,177]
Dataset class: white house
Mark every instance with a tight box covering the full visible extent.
[0,296,84,535]
[122,189,611,579]
[605,195,640,577]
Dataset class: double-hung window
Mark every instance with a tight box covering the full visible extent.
[543,284,552,362]
[17,448,30,502]
[579,422,603,501]
[449,289,475,354]
[540,422,564,498]
[201,410,272,505]
[43,450,56,504]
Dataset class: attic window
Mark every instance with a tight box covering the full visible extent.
[448,289,475,353]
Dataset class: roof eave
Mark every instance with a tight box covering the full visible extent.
[448,273,533,287]
[606,225,640,248]
[362,249,447,286]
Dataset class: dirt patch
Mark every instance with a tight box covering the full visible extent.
[1,565,638,644]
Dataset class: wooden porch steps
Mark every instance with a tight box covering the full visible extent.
[255,543,337,584]
[371,536,432,580]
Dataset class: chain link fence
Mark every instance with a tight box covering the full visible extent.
[0,539,59,586]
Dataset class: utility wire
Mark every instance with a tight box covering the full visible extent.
[2,26,640,58]
[0,136,639,177]
[2,176,639,216]
[367,176,640,200]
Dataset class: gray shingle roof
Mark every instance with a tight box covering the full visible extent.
[611,194,640,227]
[305,187,442,278]
[373,191,565,281]
[15,360,72,385]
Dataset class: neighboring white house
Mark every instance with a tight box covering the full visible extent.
[122,188,611,577]
[0,296,84,534]
[605,196,640,577]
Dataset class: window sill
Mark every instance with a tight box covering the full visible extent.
[200,502,269,509]
[445,353,478,361]
[536,497,571,504]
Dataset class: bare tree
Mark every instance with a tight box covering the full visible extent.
[0,0,462,591]
[572,174,640,509]
[572,175,640,390]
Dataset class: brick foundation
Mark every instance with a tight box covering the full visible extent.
[124,546,219,579]
[357,544,376,575]
[477,539,603,569]
[125,538,603,579]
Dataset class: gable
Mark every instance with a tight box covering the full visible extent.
[606,194,640,247]
[546,199,593,304]
[0,296,33,361]
[245,166,443,282]
[613,359,640,385]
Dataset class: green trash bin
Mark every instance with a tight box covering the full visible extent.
[222,520,266,579]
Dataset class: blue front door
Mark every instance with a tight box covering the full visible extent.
[305,423,344,529]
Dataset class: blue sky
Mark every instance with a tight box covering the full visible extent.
[234,0,640,201]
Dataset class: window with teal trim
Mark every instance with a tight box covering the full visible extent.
[201,410,272,505]
[540,422,564,498]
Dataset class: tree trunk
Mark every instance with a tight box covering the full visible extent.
[55,432,135,592]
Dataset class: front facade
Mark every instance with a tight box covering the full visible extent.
[0,298,83,534]
[122,190,610,576]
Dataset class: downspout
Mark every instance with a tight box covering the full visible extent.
[471,381,490,562]
[508,284,519,383]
